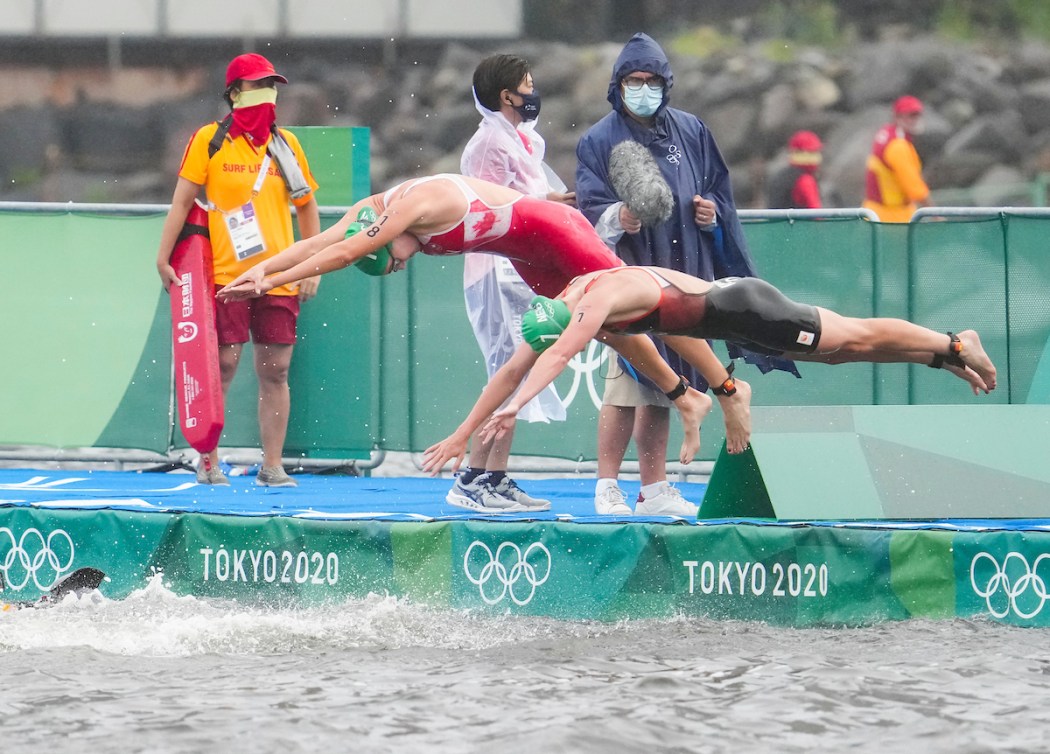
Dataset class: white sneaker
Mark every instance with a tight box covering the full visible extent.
[446,476,524,512]
[635,484,699,517]
[489,476,551,511]
[595,485,633,515]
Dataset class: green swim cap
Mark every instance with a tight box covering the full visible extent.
[349,206,393,276]
[521,296,572,353]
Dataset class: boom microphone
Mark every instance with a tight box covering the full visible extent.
[609,141,674,227]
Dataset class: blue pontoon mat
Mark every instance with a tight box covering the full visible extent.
[0,468,1045,531]
[0,467,702,524]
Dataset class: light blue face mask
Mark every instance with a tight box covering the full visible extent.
[623,83,663,117]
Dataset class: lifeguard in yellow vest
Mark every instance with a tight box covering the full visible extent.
[862,95,930,222]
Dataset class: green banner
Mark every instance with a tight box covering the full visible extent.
[3,204,1050,462]
[5,506,1050,627]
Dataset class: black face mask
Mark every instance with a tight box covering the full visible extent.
[513,90,541,121]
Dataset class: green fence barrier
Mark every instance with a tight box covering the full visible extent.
[5,505,1050,626]
[2,210,171,451]
[2,162,1049,463]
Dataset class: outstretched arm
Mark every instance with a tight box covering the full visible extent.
[218,196,383,298]
[293,197,323,301]
[421,344,541,474]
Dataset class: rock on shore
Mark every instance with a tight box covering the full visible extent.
[4,33,1050,208]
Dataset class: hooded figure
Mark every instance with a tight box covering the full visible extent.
[575,33,797,386]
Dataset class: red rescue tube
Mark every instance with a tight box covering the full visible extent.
[169,200,224,454]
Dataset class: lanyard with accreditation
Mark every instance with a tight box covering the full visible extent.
[222,152,271,262]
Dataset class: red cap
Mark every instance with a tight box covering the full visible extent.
[225,53,288,88]
[788,130,822,153]
[893,95,924,115]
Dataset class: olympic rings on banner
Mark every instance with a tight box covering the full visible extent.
[970,551,1050,620]
[464,540,552,606]
[0,527,75,592]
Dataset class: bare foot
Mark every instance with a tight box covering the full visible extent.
[957,330,997,391]
[673,387,713,464]
[717,378,752,454]
[943,362,988,396]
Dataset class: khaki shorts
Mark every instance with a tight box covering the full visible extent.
[602,358,673,408]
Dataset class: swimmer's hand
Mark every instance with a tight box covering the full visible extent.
[479,406,518,444]
[218,265,272,301]
[422,431,470,476]
[218,277,274,301]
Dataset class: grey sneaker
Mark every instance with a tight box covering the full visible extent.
[196,463,230,486]
[594,485,632,515]
[635,484,698,517]
[446,476,523,512]
[256,465,297,487]
[489,476,551,511]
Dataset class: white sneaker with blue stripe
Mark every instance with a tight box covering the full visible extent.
[446,475,524,512]
[489,476,551,511]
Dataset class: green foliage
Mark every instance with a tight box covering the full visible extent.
[1012,0,1050,40]
[755,1,841,47]
[759,39,802,64]
[10,167,41,188]
[667,25,742,60]
[936,0,1050,42]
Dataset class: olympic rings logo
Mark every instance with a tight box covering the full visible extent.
[970,551,1050,620]
[0,527,75,592]
[463,541,551,606]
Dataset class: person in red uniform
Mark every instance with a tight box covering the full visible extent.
[862,95,931,222]
[420,265,998,479]
[768,130,823,209]
[218,174,754,476]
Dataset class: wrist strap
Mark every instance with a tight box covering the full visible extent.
[929,332,965,369]
[664,375,690,401]
[711,362,737,397]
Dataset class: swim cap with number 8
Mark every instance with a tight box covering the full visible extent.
[350,206,393,276]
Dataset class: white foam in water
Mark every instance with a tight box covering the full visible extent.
[0,573,578,657]
[3,581,1049,752]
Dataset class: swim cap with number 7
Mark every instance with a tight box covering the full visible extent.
[521,296,572,352]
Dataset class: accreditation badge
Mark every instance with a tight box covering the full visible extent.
[494,256,523,285]
[224,202,267,261]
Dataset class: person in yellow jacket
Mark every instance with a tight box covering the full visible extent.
[156,53,320,488]
[862,95,930,222]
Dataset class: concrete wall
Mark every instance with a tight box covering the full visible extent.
[0,0,523,39]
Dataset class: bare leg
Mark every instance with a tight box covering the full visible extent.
[671,388,712,463]
[634,404,669,486]
[717,380,752,455]
[808,309,997,392]
[597,404,633,480]
[603,332,726,460]
[657,334,751,453]
[468,421,515,472]
[797,349,988,395]
[254,343,293,468]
